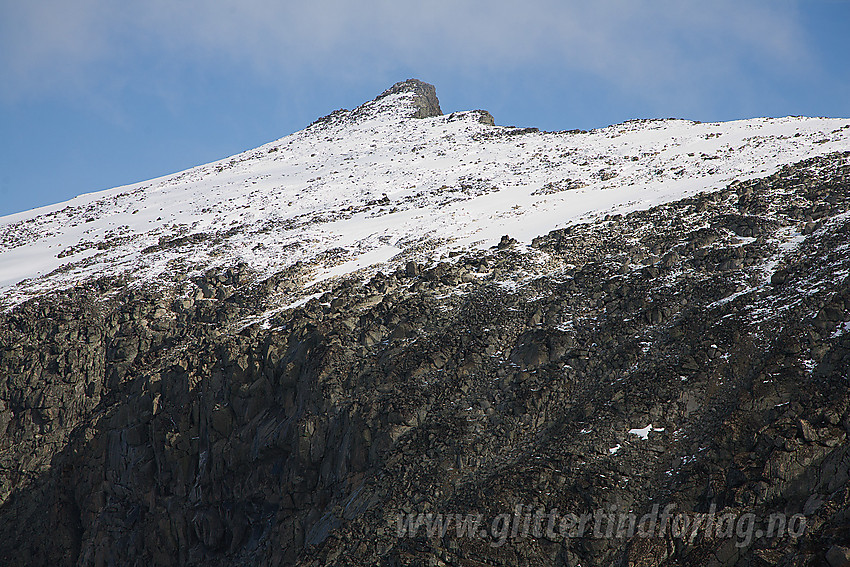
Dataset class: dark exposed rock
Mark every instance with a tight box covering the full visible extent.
[828,546,850,567]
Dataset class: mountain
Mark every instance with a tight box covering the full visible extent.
[2,79,848,311]
[1,80,849,566]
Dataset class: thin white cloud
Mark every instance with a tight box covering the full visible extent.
[0,0,812,106]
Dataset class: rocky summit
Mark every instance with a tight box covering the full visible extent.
[1,80,850,566]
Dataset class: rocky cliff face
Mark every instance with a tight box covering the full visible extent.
[1,83,850,566]
[376,78,443,119]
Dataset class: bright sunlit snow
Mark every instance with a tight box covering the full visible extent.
[628,424,665,440]
[1,88,849,308]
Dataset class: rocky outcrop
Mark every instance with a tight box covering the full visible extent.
[375,78,442,119]
[1,153,850,566]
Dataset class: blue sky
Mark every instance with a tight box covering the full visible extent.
[2,1,849,217]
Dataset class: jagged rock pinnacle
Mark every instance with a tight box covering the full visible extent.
[376,78,442,119]
[312,79,444,126]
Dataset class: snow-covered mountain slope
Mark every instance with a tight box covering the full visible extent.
[2,79,849,308]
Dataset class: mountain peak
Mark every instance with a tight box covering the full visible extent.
[340,79,441,122]
[310,79,443,127]
[375,79,442,119]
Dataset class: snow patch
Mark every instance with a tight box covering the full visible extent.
[628,424,665,440]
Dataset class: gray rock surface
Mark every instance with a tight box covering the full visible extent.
[376,78,443,119]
